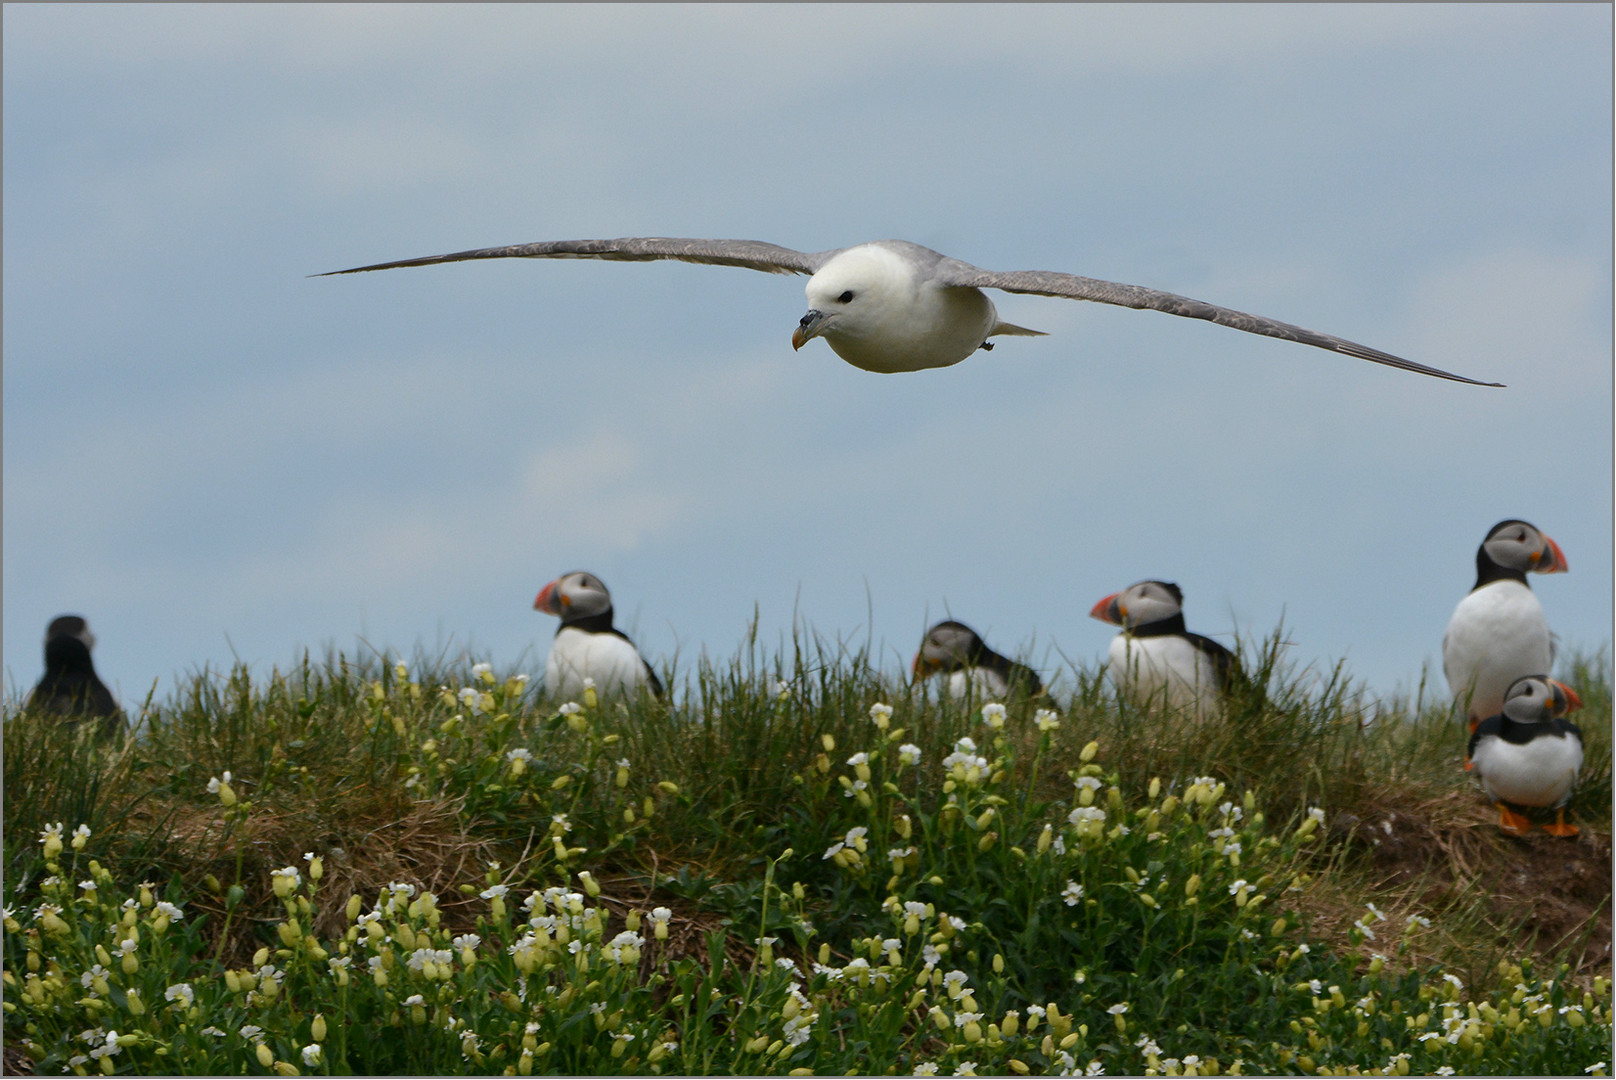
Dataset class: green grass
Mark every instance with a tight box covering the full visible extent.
[4,627,1610,1075]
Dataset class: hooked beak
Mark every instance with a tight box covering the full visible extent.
[534,580,566,614]
[1550,679,1582,713]
[1534,535,1568,574]
[792,309,829,351]
[1089,593,1123,626]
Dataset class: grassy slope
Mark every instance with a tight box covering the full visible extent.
[3,629,1610,1075]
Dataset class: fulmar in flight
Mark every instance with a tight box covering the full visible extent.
[321,237,1501,385]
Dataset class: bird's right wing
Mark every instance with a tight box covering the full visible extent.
[318,238,829,277]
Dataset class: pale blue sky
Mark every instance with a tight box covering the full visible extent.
[5,5,1611,709]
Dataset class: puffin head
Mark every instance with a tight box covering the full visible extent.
[534,571,614,620]
[1089,580,1184,631]
[1481,520,1567,575]
[1500,674,1581,724]
[912,620,985,680]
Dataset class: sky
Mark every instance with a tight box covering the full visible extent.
[4,4,1611,712]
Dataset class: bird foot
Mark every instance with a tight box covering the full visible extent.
[1543,809,1579,838]
[1496,804,1532,835]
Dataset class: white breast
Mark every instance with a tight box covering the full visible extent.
[941,667,1012,702]
[1443,582,1553,721]
[1471,730,1582,808]
[1107,634,1220,711]
[545,628,651,701]
[816,245,995,373]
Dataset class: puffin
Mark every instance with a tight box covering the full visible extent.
[912,620,1043,700]
[1089,581,1239,710]
[28,615,123,738]
[1466,674,1583,837]
[1442,520,1567,730]
[533,571,663,701]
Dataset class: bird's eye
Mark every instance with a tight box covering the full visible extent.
[838,290,854,304]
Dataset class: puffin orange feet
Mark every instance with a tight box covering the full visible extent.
[1496,803,1532,836]
[1542,808,1579,838]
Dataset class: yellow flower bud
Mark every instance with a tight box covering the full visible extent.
[1079,740,1098,763]
[256,1043,275,1068]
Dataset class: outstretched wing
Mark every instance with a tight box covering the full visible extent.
[935,263,1503,387]
[319,238,830,278]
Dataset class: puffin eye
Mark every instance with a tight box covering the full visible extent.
[838,290,854,304]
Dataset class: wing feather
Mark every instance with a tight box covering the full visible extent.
[937,264,1503,386]
[319,237,828,277]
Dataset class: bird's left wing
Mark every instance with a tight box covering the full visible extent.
[934,263,1503,387]
[318,238,829,277]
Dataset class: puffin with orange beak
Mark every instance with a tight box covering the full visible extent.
[912,620,1042,700]
[1466,674,1583,837]
[534,571,663,701]
[1442,520,1567,730]
[1090,581,1238,710]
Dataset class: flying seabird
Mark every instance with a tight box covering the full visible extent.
[1442,519,1567,730]
[534,571,663,701]
[321,237,1501,384]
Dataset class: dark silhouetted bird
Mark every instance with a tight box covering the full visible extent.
[28,615,123,738]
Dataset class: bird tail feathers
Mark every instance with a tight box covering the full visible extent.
[990,321,1047,338]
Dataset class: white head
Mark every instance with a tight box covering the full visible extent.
[791,243,995,373]
[1089,581,1185,631]
[533,571,613,620]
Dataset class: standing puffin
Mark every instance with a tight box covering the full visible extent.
[1443,520,1567,730]
[1467,674,1583,837]
[912,620,1043,700]
[534,571,663,701]
[28,615,123,738]
[1090,581,1239,710]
